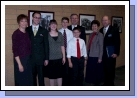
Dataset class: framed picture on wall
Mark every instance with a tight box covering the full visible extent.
[79,14,96,34]
[111,16,123,33]
[28,10,54,30]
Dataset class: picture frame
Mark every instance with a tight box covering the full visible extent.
[28,10,54,30]
[111,16,123,33]
[79,14,96,34]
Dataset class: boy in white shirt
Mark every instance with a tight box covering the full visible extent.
[58,17,73,86]
[67,27,87,86]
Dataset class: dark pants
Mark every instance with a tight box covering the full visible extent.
[31,61,45,86]
[62,57,69,86]
[69,56,85,86]
[14,55,33,86]
[103,56,116,86]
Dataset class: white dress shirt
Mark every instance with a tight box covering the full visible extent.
[72,25,77,30]
[67,37,87,58]
[58,28,73,44]
[32,25,39,32]
[103,25,109,36]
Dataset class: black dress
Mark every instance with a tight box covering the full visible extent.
[44,36,63,79]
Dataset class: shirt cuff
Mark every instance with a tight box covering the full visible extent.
[67,55,71,58]
[84,54,87,58]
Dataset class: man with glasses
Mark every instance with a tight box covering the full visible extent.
[26,12,49,86]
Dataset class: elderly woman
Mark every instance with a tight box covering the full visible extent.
[12,14,33,86]
[85,20,104,86]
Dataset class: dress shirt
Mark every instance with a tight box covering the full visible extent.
[67,37,87,58]
[58,28,73,44]
[32,25,39,32]
[72,25,77,30]
[103,25,109,35]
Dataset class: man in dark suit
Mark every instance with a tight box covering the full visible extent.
[26,12,49,86]
[100,15,120,86]
[68,14,86,43]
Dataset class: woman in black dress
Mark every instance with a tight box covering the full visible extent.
[44,19,65,86]
[12,14,33,86]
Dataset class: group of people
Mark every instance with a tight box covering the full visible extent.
[12,11,120,86]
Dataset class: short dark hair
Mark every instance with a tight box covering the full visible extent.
[72,27,81,33]
[32,11,41,17]
[91,20,100,27]
[61,17,69,23]
[49,19,58,32]
[70,13,79,19]
[17,14,28,24]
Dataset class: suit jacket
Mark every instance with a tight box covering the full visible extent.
[26,26,49,65]
[68,25,86,43]
[88,32,104,60]
[99,25,120,58]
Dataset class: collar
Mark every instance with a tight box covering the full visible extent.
[32,25,39,29]
[74,37,80,41]
[104,25,109,31]
[62,28,68,31]
[72,25,77,27]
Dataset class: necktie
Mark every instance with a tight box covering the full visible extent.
[103,28,106,36]
[77,39,81,59]
[63,30,67,51]
[87,32,96,51]
[33,27,37,36]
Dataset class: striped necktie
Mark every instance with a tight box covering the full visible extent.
[63,30,67,51]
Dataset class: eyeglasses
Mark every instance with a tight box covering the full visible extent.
[33,17,41,19]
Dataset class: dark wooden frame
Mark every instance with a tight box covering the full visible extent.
[79,14,96,35]
[111,16,123,33]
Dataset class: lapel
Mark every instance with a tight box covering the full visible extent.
[28,26,35,38]
[68,25,72,31]
[104,25,111,38]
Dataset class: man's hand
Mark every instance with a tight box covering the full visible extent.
[111,54,117,58]
[44,60,48,66]
[69,62,73,68]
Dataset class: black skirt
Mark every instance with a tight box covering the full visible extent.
[44,58,63,79]
[85,57,104,84]
[14,55,33,86]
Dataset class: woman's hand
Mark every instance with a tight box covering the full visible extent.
[19,64,24,72]
[98,59,102,63]
[62,58,66,65]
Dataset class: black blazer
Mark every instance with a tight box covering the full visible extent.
[26,26,49,65]
[99,25,120,57]
[68,25,86,43]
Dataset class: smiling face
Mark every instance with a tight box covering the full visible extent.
[19,18,28,29]
[49,23,57,31]
[73,29,81,38]
[102,16,110,27]
[71,15,79,25]
[62,19,69,29]
[32,13,41,25]
[92,24,98,32]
